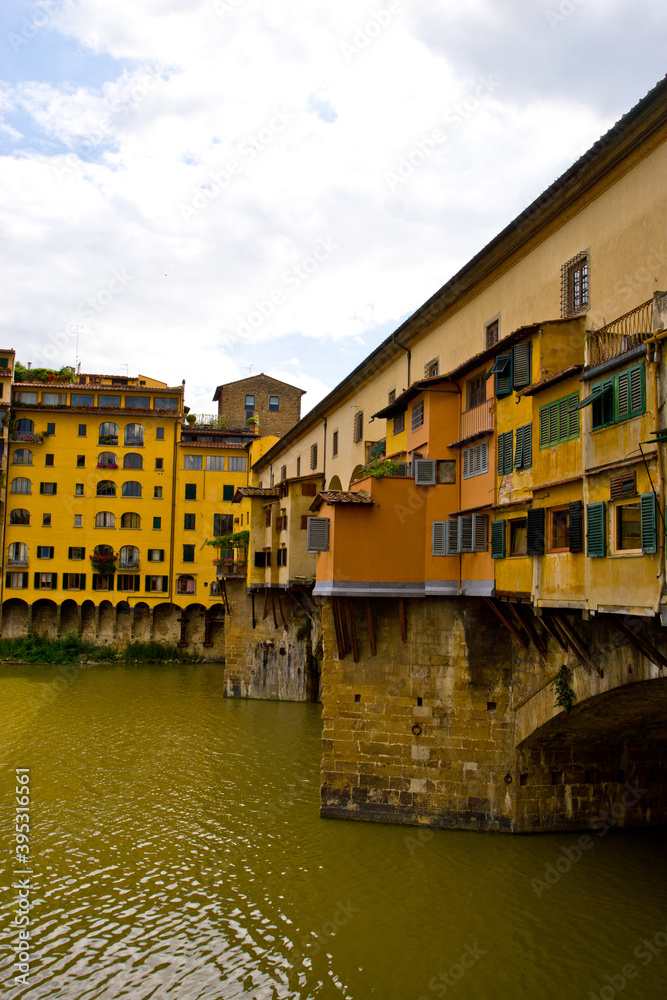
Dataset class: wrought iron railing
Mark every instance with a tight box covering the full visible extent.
[460,398,493,440]
[587,298,654,367]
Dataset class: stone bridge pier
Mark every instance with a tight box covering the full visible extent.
[318,596,667,833]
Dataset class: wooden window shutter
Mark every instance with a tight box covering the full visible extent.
[431,521,446,556]
[586,501,606,557]
[445,519,459,555]
[617,370,630,420]
[5,572,10,588]
[134,576,140,591]
[162,576,168,591]
[491,520,505,558]
[458,515,474,553]
[68,547,73,558]
[479,441,488,474]
[522,423,532,468]
[526,508,545,556]
[414,459,436,485]
[80,575,86,591]
[185,484,196,500]
[513,341,531,389]
[567,394,580,437]
[629,365,644,415]
[36,546,42,558]
[63,574,69,591]
[92,575,98,591]
[222,485,234,502]
[610,471,636,499]
[463,448,472,479]
[472,513,488,551]
[494,354,513,398]
[34,572,40,588]
[22,572,28,588]
[306,517,330,552]
[641,492,657,554]
[513,426,524,469]
[568,501,583,553]
[145,575,151,591]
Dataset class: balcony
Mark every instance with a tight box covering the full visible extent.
[587,298,654,367]
[10,432,44,444]
[186,414,227,430]
[7,558,29,567]
[459,398,493,442]
[118,561,140,571]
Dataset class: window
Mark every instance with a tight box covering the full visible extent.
[485,320,499,349]
[411,400,424,431]
[156,427,165,441]
[269,396,279,411]
[13,449,32,465]
[490,341,532,398]
[154,458,163,471]
[214,514,234,536]
[228,456,247,472]
[11,478,31,494]
[46,422,55,434]
[117,574,140,592]
[124,424,144,446]
[42,513,51,527]
[265,508,272,528]
[119,545,139,569]
[222,484,235,501]
[185,484,196,500]
[463,441,488,478]
[78,424,87,436]
[276,548,288,566]
[122,481,142,498]
[99,422,119,444]
[393,411,405,434]
[610,471,637,499]
[63,574,86,591]
[154,397,178,410]
[74,515,83,528]
[497,431,513,475]
[10,509,30,525]
[306,517,330,552]
[310,444,318,470]
[40,482,57,495]
[183,545,195,562]
[301,482,317,496]
[8,542,29,565]
[74,455,84,468]
[432,514,488,555]
[6,572,28,589]
[245,394,255,408]
[615,501,642,552]
[388,388,396,404]
[296,456,301,476]
[549,507,570,552]
[513,424,532,470]
[154,486,163,499]
[16,419,34,434]
[206,456,224,471]
[184,454,203,470]
[43,396,64,407]
[539,393,580,447]
[34,572,56,590]
[177,574,196,594]
[184,513,196,530]
[254,551,270,568]
[72,393,95,407]
[561,252,589,317]
[97,480,116,497]
[146,575,168,592]
[18,391,38,404]
[92,574,114,591]
[98,452,118,469]
[125,396,150,409]
[424,358,439,378]
[509,518,527,556]
[68,547,85,560]
[467,375,486,410]
[582,365,645,430]
[123,453,143,470]
[98,395,121,408]
[353,411,363,443]
[153,517,162,530]
[280,465,287,482]
[148,549,164,562]
[121,512,141,529]
[95,512,115,528]
[75,483,84,496]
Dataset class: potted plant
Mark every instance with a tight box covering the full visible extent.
[90,551,118,574]
[186,413,196,425]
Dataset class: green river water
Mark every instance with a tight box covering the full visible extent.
[1,662,666,999]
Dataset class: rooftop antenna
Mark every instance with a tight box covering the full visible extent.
[119,363,129,377]
[243,364,254,377]
[72,325,83,373]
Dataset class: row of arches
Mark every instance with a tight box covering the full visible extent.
[12,450,147,470]
[10,479,144,497]
[15,419,146,446]
[9,510,143,528]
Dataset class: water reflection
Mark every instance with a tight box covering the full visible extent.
[0,662,665,999]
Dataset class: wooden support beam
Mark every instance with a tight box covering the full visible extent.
[277,591,287,629]
[331,598,345,661]
[338,597,351,654]
[511,603,548,658]
[483,597,529,649]
[365,599,376,657]
[262,587,269,621]
[552,613,601,676]
[347,598,359,663]
[270,588,278,629]
[398,598,407,643]
[251,590,256,630]
[539,613,568,652]
[612,615,667,669]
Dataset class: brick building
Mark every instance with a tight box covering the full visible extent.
[212,374,305,438]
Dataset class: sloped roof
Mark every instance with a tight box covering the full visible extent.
[232,487,280,502]
[309,490,374,511]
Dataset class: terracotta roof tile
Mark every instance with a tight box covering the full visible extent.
[309,490,373,511]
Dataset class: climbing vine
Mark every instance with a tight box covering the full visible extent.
[552,665,575,713]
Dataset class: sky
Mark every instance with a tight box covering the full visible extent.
[1,0,665,418]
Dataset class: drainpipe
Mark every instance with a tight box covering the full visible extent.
[322,417,327,488]
[649,340,665,607]
[393,333,411,387]
[168,416,179,604]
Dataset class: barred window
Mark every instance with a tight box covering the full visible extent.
[561,252,589,317]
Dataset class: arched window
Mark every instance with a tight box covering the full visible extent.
[122,481,142,497]
[8,542,28,565]
[119,545,139,568]
[95,512,115,528]
[94,544,114,558]
[9,509,30,525]
[15,419,34,434]
[124,424,144,446]
[120,512,141,529]
[12,449,33,465]
[97,452,118,469]
[97,480,116,497]
[177,575,196,595]
[123,452,143,470]
[10,478,31,494]
[99,422,119,445]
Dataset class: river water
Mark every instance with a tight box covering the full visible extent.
[0,662,666,1000]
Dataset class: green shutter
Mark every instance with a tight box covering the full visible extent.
[80,575,86,591]
[5,572,10,588]
[134,576,140,592]
[569,501,583,553]
[213,513,221,535]
[223,484,235,501]
[145,575,151,591]
[185,484,196,500]
[629,365,644,416]
[522,423,532,468]
[491,520,505,558]
[68,547,73,558]
[495,354,513,398]
[567,394,580,437]
[641,492,657,554]
[159,550,164,560]
[34,572,40,588]
[526,508,545,556]
[497,433,505,475]
[92,575,98,591]
[539,406,549,448]
[162,576,169,592]
[586,502,606,557]
[617,370,630,420]
[36,547,42,558]
[22,573,28,588]
[39,482,45,495]
[513,341,531,389]
[504,430,514,474]
[513,426,525,469]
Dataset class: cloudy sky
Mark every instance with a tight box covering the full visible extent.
[1,0,665,416]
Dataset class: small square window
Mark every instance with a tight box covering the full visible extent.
[154,486,163,499]
[183,544,195,562]
[46,422,55,435]
[78,424,87,436]
[332,430,338,459]
[153,516,162,530]
[74,514,83,527]
[509,518,527,556]
[485,320,499,349]
[245,395,255,408]
[45,454,54,467]
[269,395,279,411]
[310,443,318,470]
[393,411,405,435]
[43,513,52,527]
[155,458,163,470]
[424,358,439,378]
[75,483,84,496]
[467,374,486,410]
[561,252,589,317]
[156,427,165,441]
[184,513,196,530]
[615,502,641,552]
[76,455,85,468]
[185,483,196,500]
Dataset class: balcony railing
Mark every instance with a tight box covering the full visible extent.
[7,558,28,567]
[587,298,654,367]
[186,414,228,430]
[459,398,493,441]
[119,560,140,570]
[10,432,44,444]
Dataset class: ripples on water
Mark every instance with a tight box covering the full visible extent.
[0,662,666,999]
